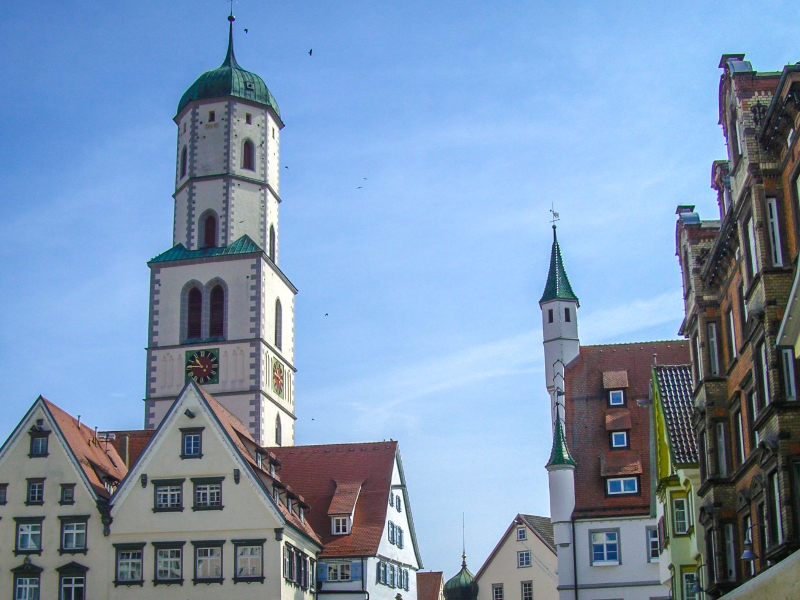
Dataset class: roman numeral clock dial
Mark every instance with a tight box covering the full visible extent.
[185,349,220,385]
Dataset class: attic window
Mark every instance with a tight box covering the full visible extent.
[29,430,50,458]
[245,113,252,124]
[517,527,527,541]
[299,507,305,523]
[245,82,255,91]
[608,390,625,407]
[208,111,216,123]
[332,516,350,535]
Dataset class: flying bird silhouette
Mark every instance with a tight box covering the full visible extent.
[244,28,248,34]
[284,166,288,169]
[357,186,362,189]
[308,49,313,56]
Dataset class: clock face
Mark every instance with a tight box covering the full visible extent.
[185,349,220,384]
[272,359,285,398]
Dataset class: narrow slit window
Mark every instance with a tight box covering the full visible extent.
[242,140,255,171]
[275,299,283,349]
[209,285,224,338]
[187,288,202,340]
[203,214,217,248]
[269,225,276,261]
[564,307,571,322]
[766,198,783,266]
[180,146,188,178]
[208,111,216,123]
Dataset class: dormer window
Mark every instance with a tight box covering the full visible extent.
[299,507,305,523]
[610,431,628,449]
[256,452,263,469]
[332,516,350,535]
[608,390,625,406]
[287,496,293,513]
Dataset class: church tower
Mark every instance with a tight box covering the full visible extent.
[539,224,579,427]
[144,15,296,446]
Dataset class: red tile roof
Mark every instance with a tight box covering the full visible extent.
[43,398,128,500]
[417,571,444,600]
[604,410,632,431]
[108,429,155,468]
[271,441,397,558]
[564,341,689,519]
[328,481,362,516]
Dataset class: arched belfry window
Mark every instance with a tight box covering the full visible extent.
[275,299,283,350]
[242,140,255,171]
[275,415,282,446]
[209,285,225,338]
[269,225,276,261]
[180,146,188,178]
[203,213,217,248]
[187,288,202,340]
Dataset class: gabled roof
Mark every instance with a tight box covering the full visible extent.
[272,441,420,563]
[417,572,444,600]
[653,364,698,465]
[474,513,555,581]
[42,399,128,499]
[149,234,262,264]
[540,225,579,306]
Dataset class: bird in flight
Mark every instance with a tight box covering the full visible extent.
[308,49,313,56]
[284,166,288,169]
[357,186,362,189]
[244,28,248,34]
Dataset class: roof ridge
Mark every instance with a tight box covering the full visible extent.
[581,339,686,348]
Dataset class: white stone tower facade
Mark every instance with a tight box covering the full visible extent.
[144,18,297,446]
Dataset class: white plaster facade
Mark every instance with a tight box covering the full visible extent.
[475,516,558,600]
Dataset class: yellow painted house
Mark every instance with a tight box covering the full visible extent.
[651,365,705,600]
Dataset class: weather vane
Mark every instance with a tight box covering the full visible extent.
[550,203,560,226]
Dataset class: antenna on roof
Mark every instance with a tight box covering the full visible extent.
[461,512,466,566]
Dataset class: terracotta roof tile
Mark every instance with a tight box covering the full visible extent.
[653,365,698,464]
[605,409,631,431]
[108,430,155,468]
[603,370,629,389]
[519,514,555,551]
[328,481,362,516]
[565,341,690,518]
[43,399,127,500]
[417,571,444,600]
[271,441,397,558]
[600,452,642,476]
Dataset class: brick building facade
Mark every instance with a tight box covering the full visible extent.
[675,54,800,598]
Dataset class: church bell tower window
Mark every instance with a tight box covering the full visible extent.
[269,226,276,261]
[242,140,255,171]
[209,286,225,339]
[187,288,202,340]
[180,146,188,179]
[203,213,217,248]
[275,299,283,350]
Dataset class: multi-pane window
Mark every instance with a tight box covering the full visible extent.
[154,482,183,511]
[388,521,395,544]
[156,547,183,583]
[591,531,619,565]
[673,497,689,534]
[181,430,202,458]
[517,527,527,541]
[646,527,659,562]
[517,550,531,568]
[610,431,628,448]
[327,562,351,581]
[16,521,43,552]
[769,472,784,546]
[30,435,48,457]
[26,479,44,504]
[748,391,761,447]
[60,484,75,505]
[758,342,771,405]
[606,477,637,495]
[683,572,697,600]
[332,516,349,535]
[14,576,39,600]
[61,520,87,552]
[716,422,728,477]
[235,544,263,581]
[396,495,402,512]
[492,584,504,600]
[193,480,222,509]
[766,197,783,266]
[521,581,533,600]
[195,546,222,582]
[608,390,625,406]
[115,546,144,584]
[708,322,720,376]
[59,575,84,600]
[781,348,797,400]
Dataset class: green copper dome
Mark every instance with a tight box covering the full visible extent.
[443,556,479,600]
[539,225,579,307]
[546,419,576,468]
[177,18,280,118]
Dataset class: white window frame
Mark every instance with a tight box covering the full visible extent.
[327,562,352,581]
[521,581,533,600]
[156,548,182,582]
[60,576,84,600]
[235,545,262,578]
[781,348,797,400]
[708,322,720,376]
[746,216,759,276]
[17,523,42,551]
[492,584,504,600]
[332,516,350,535]
[194,482,222,508]
[694,332,704,381]
[196,546,222,580]
[771,472,784,545]
[724,523,736,581]
[606,477,637,495]
[759,342,771,405]
[590,530,620,566]
[673,497,689,535]
[608,390,625,406]
[728,308,737,360]
[517,527,527,541]
[743,515,755,577]
[517,550,531,568]
[683,571,698,600]
[716,422,728,477]
[155,485,182,510]
[611,431,628,448]
[15,576,39,600]
[766,197,783,266]
[646,527,659,562]
[62,521,87,550]
[117,549,143,583]
[736,410,746,465]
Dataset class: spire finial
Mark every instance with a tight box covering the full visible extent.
[222,5,240,69]
[549,203,560,229]
[461,513,466,566]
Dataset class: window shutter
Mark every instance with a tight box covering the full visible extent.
[317,563,327,581]
[351,561,362,580]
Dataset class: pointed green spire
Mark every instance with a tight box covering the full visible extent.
[546,419,576,468]
[221,14,241,69]
[539,225,579,307]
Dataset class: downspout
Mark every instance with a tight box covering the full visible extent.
[571,517,579,600]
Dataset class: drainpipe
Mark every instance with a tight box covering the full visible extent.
[571,517,579,600]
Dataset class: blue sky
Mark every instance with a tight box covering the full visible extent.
[2,0,800,578]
